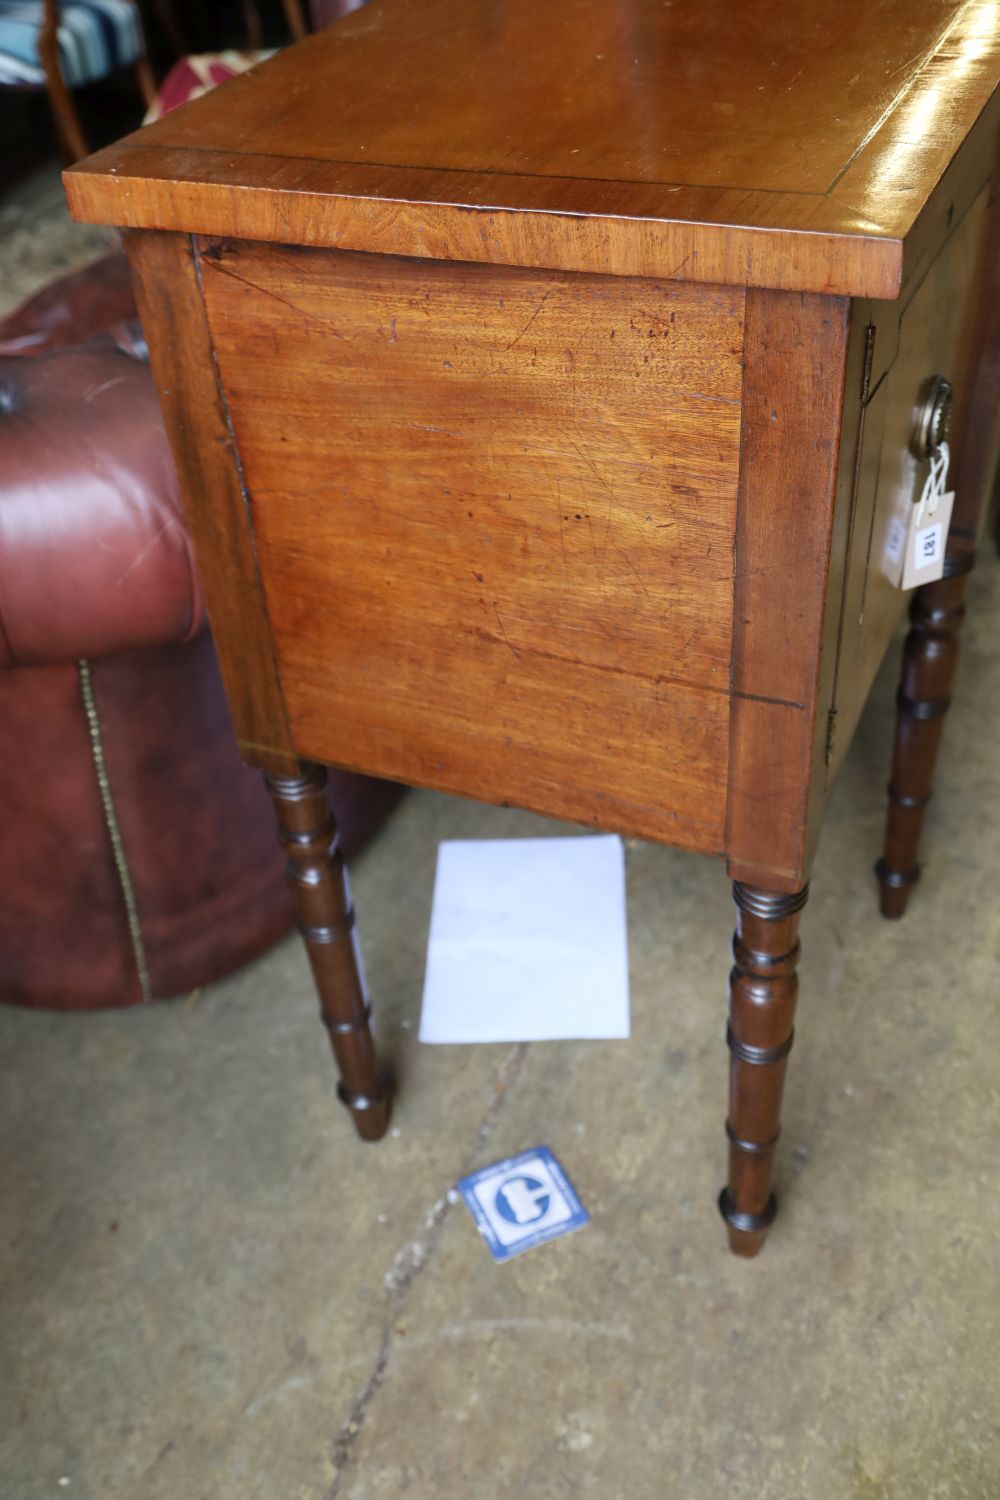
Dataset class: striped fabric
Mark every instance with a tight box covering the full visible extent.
[0,1,144,88]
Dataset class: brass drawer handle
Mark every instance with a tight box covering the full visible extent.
[911,374,953,461]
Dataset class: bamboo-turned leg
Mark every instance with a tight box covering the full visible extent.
[264,762,390,1141]
[719,882,808,1257]
[875,562,971,919]
[878,149,1000,916]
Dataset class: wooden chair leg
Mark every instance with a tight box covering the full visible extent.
[134,55,158,111]
[875,566,970,918]
[149,0,187,58]
[264,762,390,1141]
[720,882,808,1257]
[40,55,88,161]
[281,0,310,41]
[240,0,264,51]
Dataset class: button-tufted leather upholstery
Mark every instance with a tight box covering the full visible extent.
[0,336,204,668]
[0,253,401,1009]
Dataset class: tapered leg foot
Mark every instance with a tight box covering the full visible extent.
[876,564,971,919]
[720,882,808,1258]
[264,762,390,1141]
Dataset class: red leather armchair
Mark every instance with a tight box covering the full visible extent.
[0,255,399,1009]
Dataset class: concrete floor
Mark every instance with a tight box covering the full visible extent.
[2,168,999,1500]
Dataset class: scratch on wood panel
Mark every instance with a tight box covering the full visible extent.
[551,476,568,571]
[491,601,521,661]
[583,511,601,571]
[503,289,551,352]
[467,629,730,701]
[732,689,807,711]
[521,440,617,472]
[570,439,621,511]
[615,547,652,601]
[688,391,742,408]
[603,495,615,565]
[201,254,336,329]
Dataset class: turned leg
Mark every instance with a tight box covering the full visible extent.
[264,762,390,1141]
[878,151,1000,917]
[719,882,808,1257]
[875,564,970,918]
[40,53,88,162]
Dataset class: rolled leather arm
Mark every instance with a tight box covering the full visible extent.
[0,337,204,669]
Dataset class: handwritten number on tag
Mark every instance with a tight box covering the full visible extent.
[917,522,942,565]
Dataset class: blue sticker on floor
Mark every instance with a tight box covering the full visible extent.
[457,1147,588,1262]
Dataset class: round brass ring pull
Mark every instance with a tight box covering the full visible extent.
[911,374,953,461]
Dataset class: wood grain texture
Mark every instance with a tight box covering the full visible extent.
[64,0,1000,298]
[724,289,854,891]
[123,231,297,773]
[198,240,744,850]
[831,0,1000,292]
[67,148,904,301]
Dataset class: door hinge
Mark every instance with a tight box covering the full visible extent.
[825,707,839,766]
[860,323,877,404]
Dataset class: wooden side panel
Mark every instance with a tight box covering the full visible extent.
[829,186,990,778]
[123,231,296,772]
[725,289,853,891]
[200,242,745,851]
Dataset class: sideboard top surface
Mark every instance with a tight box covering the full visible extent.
[67,0,1000,297]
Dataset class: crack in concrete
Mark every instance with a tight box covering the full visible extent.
[326,1043,529,1498]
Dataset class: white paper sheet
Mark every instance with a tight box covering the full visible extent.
[419,834,630,1043]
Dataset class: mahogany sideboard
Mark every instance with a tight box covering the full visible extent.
[66,0,1000,1255]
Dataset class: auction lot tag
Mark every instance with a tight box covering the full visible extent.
[457,1147,588,1262]
[895,441,954,591]
[900,488,954,589]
